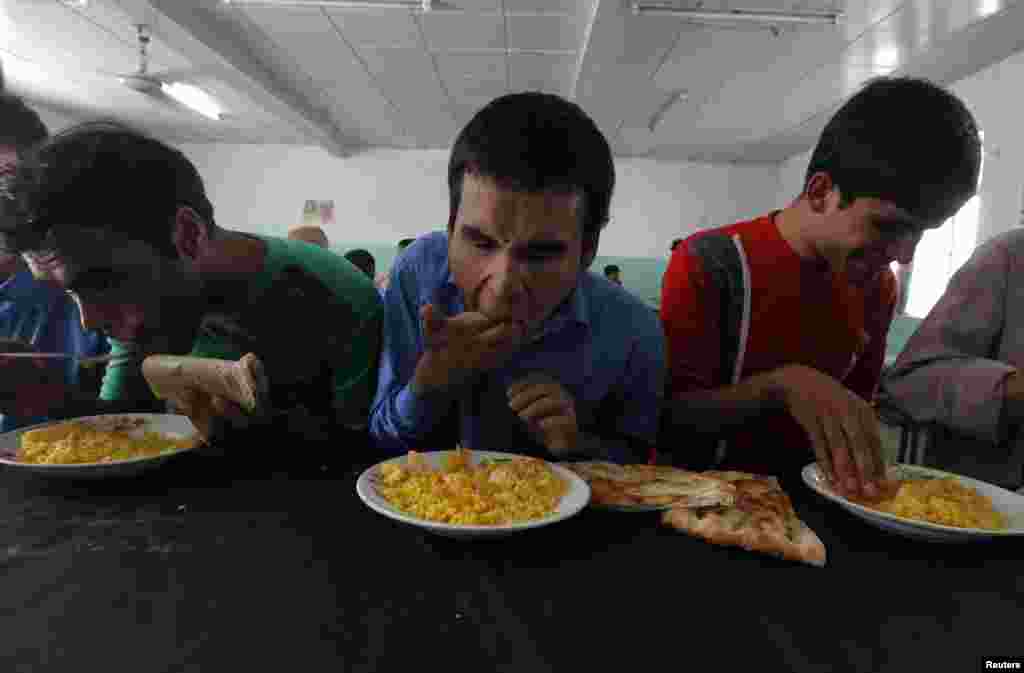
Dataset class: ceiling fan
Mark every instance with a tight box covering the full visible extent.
[117,24,224,121]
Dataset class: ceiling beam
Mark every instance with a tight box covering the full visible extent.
[568,0,601,102]
[106,0,355,156]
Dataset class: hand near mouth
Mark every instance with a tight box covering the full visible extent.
[412,303,525,393]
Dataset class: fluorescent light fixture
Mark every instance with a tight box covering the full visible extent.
[58,0,90,7]
[874,45,900,70]
[631,3,842,25]
[161,82,224,120]
[649,90,687,132]
[221,0,433,9]
[979,0,1002,17]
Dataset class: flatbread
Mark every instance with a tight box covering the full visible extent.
[662,474,826,567]
[565,462,736,509]
[142,353,269,441]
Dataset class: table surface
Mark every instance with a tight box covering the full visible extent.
[1,449,1021,673]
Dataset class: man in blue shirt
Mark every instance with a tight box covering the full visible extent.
[370,92,666,462]
[0,93,108,431]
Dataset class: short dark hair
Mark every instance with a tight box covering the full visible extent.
[0,93,48,151]
[805,76,981,224]
[670,238,683,252]
[397,238,415,250]
[344,248,375,277]
[0,121,214,258]
[604,264,620,275]
[447,92,614,246]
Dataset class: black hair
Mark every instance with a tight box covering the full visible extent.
[344,248,375,278]
[447,92,614,248]
[604,264,620,275]
[0,120,214,258]
[670,238,683,252]
[397,238,415,250]
[804,76,981,224]
[0,93,48,151]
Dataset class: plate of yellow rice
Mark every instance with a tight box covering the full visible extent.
[0,414,200,479]
[802,462,1024,541]
[356,449,591,538]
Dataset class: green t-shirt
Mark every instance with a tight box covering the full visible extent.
[100,236,382,431]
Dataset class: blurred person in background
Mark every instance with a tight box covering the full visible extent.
[0,93,109,432]
[344,249,376,279]
[375,237,416,294]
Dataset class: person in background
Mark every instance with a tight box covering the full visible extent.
[370,92,665,462]
[0,121,382,454]
[603,264,622,286]
[660,76,981,498]
[375,237,416,293]
[0,93,109,432]
[880,230,1024,490]
[287,224,329,248]
[344,249,376,280]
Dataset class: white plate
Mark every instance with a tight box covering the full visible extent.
[802,462,1024,542]
[0,414,199,479]
[356,450,591,539]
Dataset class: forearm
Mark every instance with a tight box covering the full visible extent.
[665,370,786,437]
[887,357,1015,443]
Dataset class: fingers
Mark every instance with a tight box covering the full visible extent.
[508,373,555,398]
[860,407,887,491]
[477,322,524,350]
[791,402,831,481]
[210,395,248,423]
[538,416,576,455]
[514,395,568,423]
[420,303,446,344]
[839,414,873,497]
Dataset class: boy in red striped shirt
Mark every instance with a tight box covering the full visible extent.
[660,77,982,499]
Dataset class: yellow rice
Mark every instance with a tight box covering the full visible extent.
[376,450,569,525]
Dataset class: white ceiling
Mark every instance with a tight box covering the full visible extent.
[0,0,1021,161]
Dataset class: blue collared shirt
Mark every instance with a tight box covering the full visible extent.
[369,232,666,461]
[0,269,110,432]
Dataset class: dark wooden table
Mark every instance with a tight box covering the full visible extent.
[1,450,1021,673]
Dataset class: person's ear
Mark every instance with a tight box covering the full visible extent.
[172,206,210,265]
[805,172,839,215]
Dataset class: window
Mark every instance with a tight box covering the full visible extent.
[898,129,986,319]
[901,194,982,319]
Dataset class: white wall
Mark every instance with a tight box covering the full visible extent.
[777,151,810,206]
[179,143,782,260]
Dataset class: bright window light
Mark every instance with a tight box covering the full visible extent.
[161,82,223,120]
[904,195,982,318]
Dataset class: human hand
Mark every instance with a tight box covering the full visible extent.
[412,303,524,393]
[507,373,579,456]
[770,364,885,499]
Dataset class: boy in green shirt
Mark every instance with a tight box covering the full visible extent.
[0,122,381,451]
